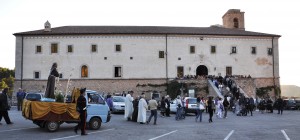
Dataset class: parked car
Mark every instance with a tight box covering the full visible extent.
[170,100,177,113]
[283,99,296,110]
[25,92,56,102]
[111,96,125,113]
[25,92,43,101]
[169,97,198,115]
[183,97,198,114]
[295,99,300,110]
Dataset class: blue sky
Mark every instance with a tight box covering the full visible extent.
[0,0,299,86]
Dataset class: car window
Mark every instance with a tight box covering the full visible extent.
[289,100,296,104]
[87,93,105,104]
[113,97,125,102]
[26,93,41,101]
[188,98,197,104]
[87,93,100,104]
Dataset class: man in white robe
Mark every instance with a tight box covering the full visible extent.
[124,91,134,121]
[137,94,148,124]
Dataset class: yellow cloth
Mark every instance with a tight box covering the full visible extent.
[71,88,80,103]
[22,100,79,120]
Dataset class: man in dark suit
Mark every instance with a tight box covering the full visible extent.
[74,88,88,135]
[0,88,13,125]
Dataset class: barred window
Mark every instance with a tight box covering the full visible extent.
[36,45,42,53]
[159,51,164,58]
[211,46,216,53]
[190,46,195,54]
[251,47,256,54]
[51,43,58,53]
[67,45,73,53]
[91,45,97,52]
[116,44,121,52]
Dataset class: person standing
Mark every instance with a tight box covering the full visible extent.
[137,94,148,124]
[208,96,214,123]
[132,96,139,122]
[16,88,25,111]
[0,88,13,125]
[217,97,223,118]
[147,96,158,125]
[175,95,183,120]
[124,91,134,121]
[165,95,171,117]
[74,88,88,136]
[223,97,230,118]
[45,63,59,99]
[195,97,205,122]
[276,96,284,115]
[249,97,255,116]
[106,95,113,111]
[160,96,166,117]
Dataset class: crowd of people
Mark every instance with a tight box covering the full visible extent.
[105,91,172,125]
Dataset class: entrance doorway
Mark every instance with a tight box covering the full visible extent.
[196,65,208,76]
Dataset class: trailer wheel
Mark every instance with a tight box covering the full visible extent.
[89,118,101,130]
[46,121,60,132]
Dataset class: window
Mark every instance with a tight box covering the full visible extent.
[233,18,239,28]
[81,65,88,78]
[231,46,237,54]
[159,51,165,58]
[91,45,97,52]
[190,46,195,54]
[51,43,58,53]
[211,46,216,53]
[251,47,256,54]
[67,45,73,53]
[36,46,42,53]
[87,93,105,104]
[177,66,184,78]
[34,71,40,79]
[226,67,232,76]
[114,66,122,77]
[268,48,273,56]
[116,44,121,52]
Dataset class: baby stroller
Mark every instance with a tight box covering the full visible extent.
[237,105,247,116]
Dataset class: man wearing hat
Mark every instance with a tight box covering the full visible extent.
[74,88,88,135]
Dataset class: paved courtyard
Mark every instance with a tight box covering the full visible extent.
[0,107,299,140]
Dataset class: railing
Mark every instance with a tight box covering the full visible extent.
[208,80,224,99]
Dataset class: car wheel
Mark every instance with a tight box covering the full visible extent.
[89,117,101,130]
[46,121,59,132]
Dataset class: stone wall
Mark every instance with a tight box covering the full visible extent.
[234,77,280,98]
[14,77,280,99]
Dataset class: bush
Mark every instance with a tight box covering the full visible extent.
[55,91,64,103]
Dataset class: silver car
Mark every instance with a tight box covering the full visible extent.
[112,96,125,113]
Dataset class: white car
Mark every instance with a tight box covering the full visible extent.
[25,92,55,102]
[170,100,177,113]
[112,96,125,113]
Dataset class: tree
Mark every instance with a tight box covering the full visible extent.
[166,80,188,99]
[0,67,15,97]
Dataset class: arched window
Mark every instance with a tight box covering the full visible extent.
[81,65,88,78]
[233,18,239,28]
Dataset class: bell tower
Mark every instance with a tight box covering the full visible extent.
[44,20,51,32]
[222,9,245,30]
